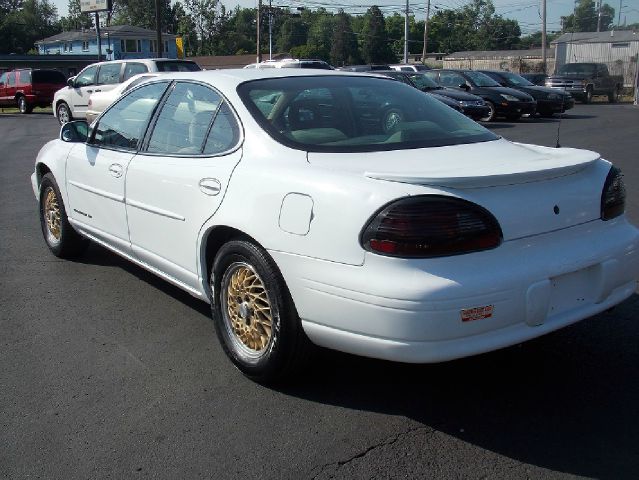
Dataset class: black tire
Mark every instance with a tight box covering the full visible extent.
[608,86,620,103]
[17,96,32,114]
[583,86,593,104]
[479,101,496,122]
[56,101,72,125]
[39,173,89,259]
[211,240,312,384]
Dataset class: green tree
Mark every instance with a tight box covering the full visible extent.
[330,10,359,66]
[276,16,307,53]
[0,0,60,54]
[360,6,396,64]
[305,10,333,61]
[562,0,615,32]
[59,0,92,31]
[184,0,220,55]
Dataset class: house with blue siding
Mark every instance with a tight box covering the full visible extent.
[36,25,179,60]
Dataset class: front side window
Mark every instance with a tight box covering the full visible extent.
[498,72,533,87]
[75,65,97,87]
[438,71,467,88]
[123,62,149,80]
[238,76,497,153]
[7,73,15,86]
[0,73,6,86]
[92,82,168,151]
[97,63,122,85]
[147,82,222,155]
[463,71,500,87]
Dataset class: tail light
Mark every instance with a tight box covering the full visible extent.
[360,196,502,258]
[601,166,626,221]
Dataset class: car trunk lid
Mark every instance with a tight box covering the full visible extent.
[307,139,605,241]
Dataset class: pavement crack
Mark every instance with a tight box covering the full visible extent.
[309,425,433,479]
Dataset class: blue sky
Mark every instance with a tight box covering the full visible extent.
[51,0,639,37]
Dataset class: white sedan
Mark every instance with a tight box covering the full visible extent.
[85,73,161,124]
[32,69,639,383]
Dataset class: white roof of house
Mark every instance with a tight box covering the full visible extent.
[552,30,638,44]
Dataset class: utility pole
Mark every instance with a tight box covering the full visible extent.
[618,0,622,27]
[257,0,262,63]
[268,0,273,60]
[597,0,602,32]
[422,0,430,64]
[155,0,162,58]
[95,12,102,61]
[404,0,409,64]
[542,0,547,74]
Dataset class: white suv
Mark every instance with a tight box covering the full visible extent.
[243,59,332,70]
[53,58,200,124]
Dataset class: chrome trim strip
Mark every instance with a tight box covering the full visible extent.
[68,180,125,203]
[126,198,186,221]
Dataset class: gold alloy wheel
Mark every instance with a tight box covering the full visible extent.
[44,187,61,242]
[224,263,273,353]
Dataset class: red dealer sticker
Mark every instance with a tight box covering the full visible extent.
[461,305,494,322]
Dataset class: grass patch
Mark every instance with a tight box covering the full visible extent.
[0,106,53,114]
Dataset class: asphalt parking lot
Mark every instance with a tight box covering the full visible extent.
[1,104,639,479]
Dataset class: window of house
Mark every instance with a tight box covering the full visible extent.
[82,41,89,51]
[121,39,142,53]
[92,82,169,151]
[68,42,73,52]
[63,43,68,52]
[150,40,170,54]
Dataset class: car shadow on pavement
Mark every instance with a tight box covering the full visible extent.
[72,243,639,479]
[75,243,212,318]
[277,294,639,479]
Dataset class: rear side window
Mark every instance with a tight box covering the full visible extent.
[154,61,201,72]
[147,82,221,155]
[204,103,240,155]
[123,62,148,81]
[32,70,66,84]
[92,82,168,151]
[75,66,97,87]
[19,71,31,83]
[97,63,122,85]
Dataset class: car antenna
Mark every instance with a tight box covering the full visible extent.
[554,19,577,148]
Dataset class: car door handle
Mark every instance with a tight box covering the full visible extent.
[86,89,93,93]
[108,163,124,178]
[199,178,221,196]
[94,89,101,92]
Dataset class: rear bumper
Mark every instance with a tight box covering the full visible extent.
[537,97,575,112]
[271,218,639,363]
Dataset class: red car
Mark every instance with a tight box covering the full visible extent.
[0,69,67,113]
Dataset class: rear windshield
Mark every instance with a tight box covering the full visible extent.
[556,63,596,76]
[32,70,66,84]
[237,75,497,153]
[155,61,201,72]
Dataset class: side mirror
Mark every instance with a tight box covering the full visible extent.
[67,76,76,88]
[459,83,470,91]
[60,120,89,143]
